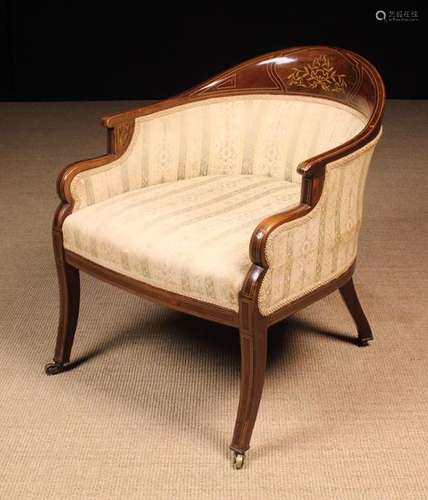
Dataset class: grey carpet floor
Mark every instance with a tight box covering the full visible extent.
[0,100,427,499]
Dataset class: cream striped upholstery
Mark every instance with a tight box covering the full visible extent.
[258,132,382,316]
[70,95,366,211]
[64,95,380,315]
[63,175,302,311]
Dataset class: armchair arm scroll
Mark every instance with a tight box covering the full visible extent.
[57,118,135,209]
[250,117,383,269]
[59,97,209,218]
[254,130,382,317]
[57,153,116,205]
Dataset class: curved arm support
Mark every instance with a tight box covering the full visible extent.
[253,132,382,317]
[57,153,117,205]
[249,120,382,269]
[55,119,135,225]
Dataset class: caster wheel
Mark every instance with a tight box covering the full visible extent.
[358,339,371,347]
[232,452,245,470]
[45,362,65,375]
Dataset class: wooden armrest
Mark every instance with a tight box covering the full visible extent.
[57,154,117,205]
[250,122,383,269]
[54,154,118,230]
[297,123,382,178]
[101,97,186,128]
[57,118,136,205]
[250,203,311,267]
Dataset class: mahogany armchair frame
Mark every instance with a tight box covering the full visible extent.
[46,46,385,469]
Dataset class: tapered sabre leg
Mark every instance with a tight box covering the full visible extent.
[45,230,80,375]
[230,266,268,469]
[339,277,373,346]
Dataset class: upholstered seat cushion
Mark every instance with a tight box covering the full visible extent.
[63,175,301,311]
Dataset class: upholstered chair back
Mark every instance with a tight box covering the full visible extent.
[69,47,383,212]
[131,95,366,185]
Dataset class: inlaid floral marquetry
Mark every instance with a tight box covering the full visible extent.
[287,55,347,93]
[51,47,384,470]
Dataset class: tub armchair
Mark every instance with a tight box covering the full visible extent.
[46,46,385,469]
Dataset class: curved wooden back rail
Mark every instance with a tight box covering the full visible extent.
[49,46,385,469]
[55,46,384,227]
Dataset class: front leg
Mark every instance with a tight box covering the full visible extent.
[45,229,80,375]
[230,266,268,469]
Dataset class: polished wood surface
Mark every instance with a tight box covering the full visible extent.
[65,250,239,328]
[231,265,268,455]
[48,46,385,467]
[46,229,81,374]
[339,277,374,346]
[103,46,383,125]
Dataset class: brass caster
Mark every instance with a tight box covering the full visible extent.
[358,338,371,347]
[45,362,65,375]
[232,452,245,470]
